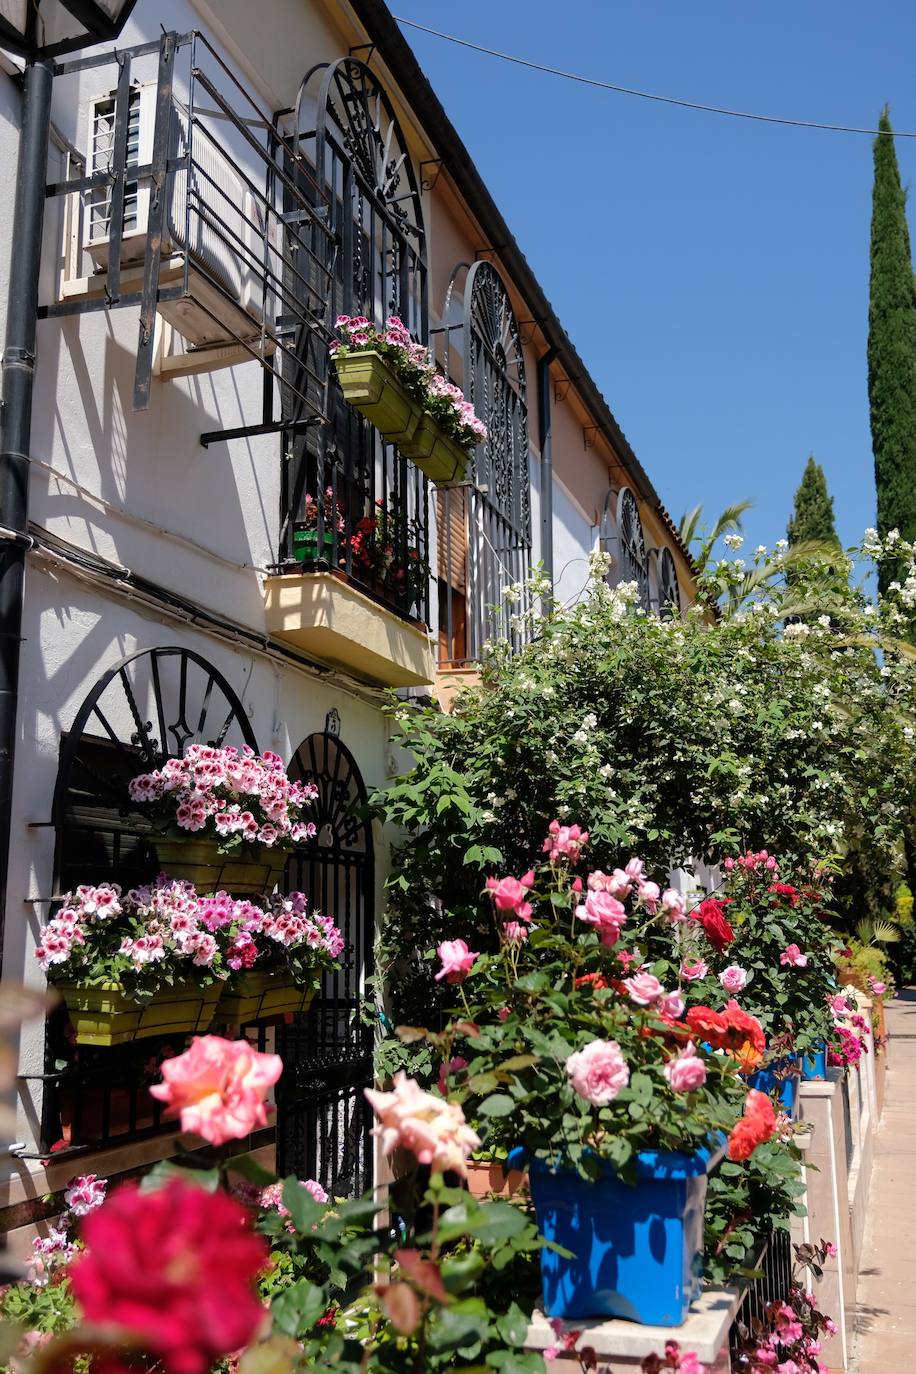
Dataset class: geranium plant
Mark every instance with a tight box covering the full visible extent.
[331,315,488,456]
[731,1238,838,1374]
[197,888,344,987]
[35,878,225,998]
[400,825,777,1177]
[348,494,430,605]
[128,744,318,853]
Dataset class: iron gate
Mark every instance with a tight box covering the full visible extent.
[276,720,375,1196]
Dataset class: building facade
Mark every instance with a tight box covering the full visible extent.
[0,0,695,1230]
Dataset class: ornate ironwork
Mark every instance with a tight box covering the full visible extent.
[658,547,680,619]
[440,260,531,663]
[28,647,260,1161]
[279,58,430,628]
[276,731,374,1197]
[616,487,649,608]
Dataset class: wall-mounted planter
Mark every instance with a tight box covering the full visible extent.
[333,350,421,446]
[399,412,470,487]
[743,1055,800,1117]
[57,980,222,1047]
[508,1136,725,1325]
[155,835,287,896]
[216,972,315,1024]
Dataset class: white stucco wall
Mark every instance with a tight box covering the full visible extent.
[552,474,596,607]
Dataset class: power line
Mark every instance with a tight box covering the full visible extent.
[393,15,915,138]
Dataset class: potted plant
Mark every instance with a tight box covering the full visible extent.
[293,486,345,565]
[394,823,777,1325]
[200,888,344,1023]
[128,744,318,895]
[348,495,430,609]
[330,316,486,486]
[667,850,843,1097]
[35,878,226,1046]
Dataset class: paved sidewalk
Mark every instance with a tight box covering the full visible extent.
[852,990,916,1373]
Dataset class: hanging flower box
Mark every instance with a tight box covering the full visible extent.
[399,412,470,487]
[216,971,315,1024]
[509,1137,726,1325]
[332,350,422,447]
[329,317,485,487]
[57,979,222,1048]
[155,835,287,897]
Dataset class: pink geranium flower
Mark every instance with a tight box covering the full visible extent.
[434,938,479,983]
[780,944,809,968]
[64,1173,107,1217]
[150,1035,283,1147]
[566,1038,629,1106]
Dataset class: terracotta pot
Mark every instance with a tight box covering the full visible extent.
[57,979,222,1047]
[216,973,315,1024]
[838,967,867,991]
[155,835,287,896]
[465,1158,528,1200]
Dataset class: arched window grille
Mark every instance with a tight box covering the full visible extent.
[658,547,681,619]
[276,722,374,1197]
[279,58,430,626]
[31,648,262,1162]
[439,260,530,664]
[616,486,649,609]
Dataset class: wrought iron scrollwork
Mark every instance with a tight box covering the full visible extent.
[658,547,680,619]
[617,487,649,609]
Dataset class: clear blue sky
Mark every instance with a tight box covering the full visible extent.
[392,2,916,553]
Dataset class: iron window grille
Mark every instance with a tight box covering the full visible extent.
[276,57,430,629]
[438,260,531,666]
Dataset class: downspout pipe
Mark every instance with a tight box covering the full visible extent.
[0,57,54,972]
[537,346,559,594]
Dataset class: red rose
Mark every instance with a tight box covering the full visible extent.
[69,1179,268,1374]
[692,898,734,952]
[727,1088,777,1161]
[685,1006,728,1046]
[769,882,800,908]
[721,1000,766,1056]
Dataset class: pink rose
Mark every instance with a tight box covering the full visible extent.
[623,972,665,1006]
[543,821,588,864]
[576,889,626,946]
[434,938,479,983]
[680,958,708,981]
[660,990,686,1019]
[566,1038,629,1106]
[780,944,808,968]
[828,993,851,1015]
[664,1041,707,1093]
[502,920,529,944]
[640,880,661,913]
[661,888,687,922]
[486,873,534,913]
[364,1072,480,1175]
[719,964,750,993]
[150,1035,283,1146]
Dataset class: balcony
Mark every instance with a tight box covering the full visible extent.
[269,439,435,688]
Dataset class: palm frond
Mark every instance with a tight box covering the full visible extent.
[709,499,754,544]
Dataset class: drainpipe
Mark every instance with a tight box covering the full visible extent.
[537,345,559,594]
[0,57,54,971]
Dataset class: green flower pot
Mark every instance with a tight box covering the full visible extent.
[333,350,422,446]
[57,980,223,1047]
[155,835,287,896]
[216,971,315,1024]
[293,529,337,564]
[399,412,471,487]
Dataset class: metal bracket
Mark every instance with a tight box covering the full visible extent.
[554,378,573,403]
[199,416,322,449]
[348,42,376,61]
[419,158,443,191]
[583,425,599,450]
[473,246,503,260]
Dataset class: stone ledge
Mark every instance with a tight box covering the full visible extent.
[525,1285,742,1363]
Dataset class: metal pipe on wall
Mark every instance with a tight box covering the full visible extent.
[537,345,560,591]
[0,57,54,971]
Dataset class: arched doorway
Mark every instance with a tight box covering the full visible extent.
[275,718,375,1195]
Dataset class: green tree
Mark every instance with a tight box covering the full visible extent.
[868,107,916,590]
[787,457,840,549]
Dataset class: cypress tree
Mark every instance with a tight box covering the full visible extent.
[787,456,840,548]
[868,107,916,589]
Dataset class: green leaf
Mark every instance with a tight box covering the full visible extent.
[224,1153,277,1187]
[477,1093,517,1118]
[495,1301,531,1347]
[427,1299,490,1353]
[139,1161,220,1194]
[441,1250,486,1295]
[281,1177,327,1233]
[270,1279,329,1338]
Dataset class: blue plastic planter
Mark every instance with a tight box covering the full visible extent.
[508,1136,725,1325]
[743,1055,800,1117]
[801,1043,828,1080]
